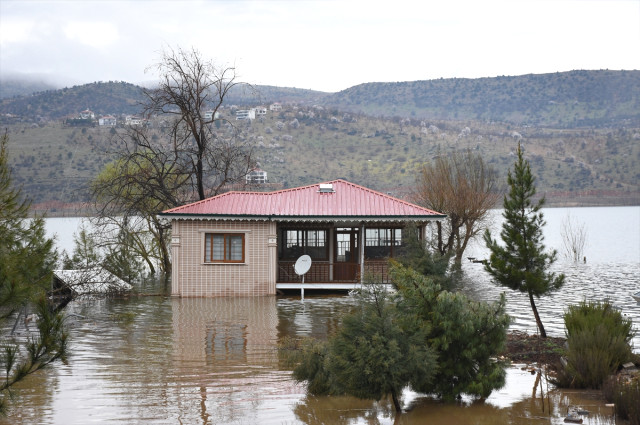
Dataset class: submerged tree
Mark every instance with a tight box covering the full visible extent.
[484,143,564,338]
[282,262,509,412]
[413,150,500,265]
[0,131,67,414]
[560,213,588,263]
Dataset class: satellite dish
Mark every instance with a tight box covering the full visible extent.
[294,255,312,275]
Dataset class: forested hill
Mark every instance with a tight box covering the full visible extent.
[322,70,640,128]
[0,81,144,120]
[0,80,325,121]
[1,70,639,128]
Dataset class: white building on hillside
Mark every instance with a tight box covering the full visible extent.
[236,109,256,120]
[98,115,117,126]
[246,168,267,184]
[204,110,220,120]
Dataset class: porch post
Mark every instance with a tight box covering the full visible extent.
[267,220,278,294]
[359,223,365,284]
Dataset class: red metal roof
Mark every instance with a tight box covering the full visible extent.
[161,179,444,220]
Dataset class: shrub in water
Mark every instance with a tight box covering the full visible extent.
[602,374,640,425]
[557,301,634,388]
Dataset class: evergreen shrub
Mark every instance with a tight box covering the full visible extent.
[556,301,634,388]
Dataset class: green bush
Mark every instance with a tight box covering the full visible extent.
[557,301,634,388]
[602,374,640,425]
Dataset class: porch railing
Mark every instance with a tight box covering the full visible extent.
[277,260,391,283]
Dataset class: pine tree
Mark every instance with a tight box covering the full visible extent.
[282,262,510,411]
[0,132,57,315]
[0,131,67,414]
[483,142,564,338]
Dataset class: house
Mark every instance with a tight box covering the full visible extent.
[269,102,282,112]
[255,107,267,117]
[160,179,445,297]
[204,110,220,120]
[236,109,256,120]
[79,109,95,120]
[98,115,117,126]
[125,115,144,126]
[246,168,268,184]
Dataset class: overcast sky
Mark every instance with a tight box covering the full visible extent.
[1,0,639,93]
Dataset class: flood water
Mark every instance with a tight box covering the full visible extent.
[2,206,639,424]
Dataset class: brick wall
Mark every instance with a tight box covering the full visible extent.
[171,219,276,296]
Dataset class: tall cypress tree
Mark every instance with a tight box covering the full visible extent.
[483,142,564,338]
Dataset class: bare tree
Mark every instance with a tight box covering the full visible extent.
[143,46,256,200]
[413,150,501,264]
[89,47,256,277]
[560,213,588,263]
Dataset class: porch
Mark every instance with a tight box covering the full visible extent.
[274,223,409,291]
[276,260,390,284]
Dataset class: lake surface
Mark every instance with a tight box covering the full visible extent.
[3,206,638,424]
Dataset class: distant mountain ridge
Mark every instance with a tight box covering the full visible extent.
[0,78,58,99]
[323,70,640,128]
[1,70,639,128]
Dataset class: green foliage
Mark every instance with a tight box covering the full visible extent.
[282,262,510,410]
[0,132,57,316]
[391,263,509,400]
[484,142,564,338]
[0,296,68,414]
[0,132,66,414]
[61,225,101,270]
[328,283,436,411]
[556,301,634,389]
[603,374,640,425]
[395,223,453,290]
[102,225,145,283]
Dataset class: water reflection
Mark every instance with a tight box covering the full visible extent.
[1,295,625,425]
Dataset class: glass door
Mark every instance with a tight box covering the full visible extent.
[334,228,359,281]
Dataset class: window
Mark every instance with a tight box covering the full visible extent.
[365,228,403,259]
[280,228,328,260]
[204,233,245,263]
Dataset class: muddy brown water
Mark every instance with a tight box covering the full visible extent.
[4,206,638,424]
[2,295,630,425]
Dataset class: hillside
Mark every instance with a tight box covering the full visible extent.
[323,70,640,128]
[1,70,639,211]
[2,70,639,128]
[4,105,638,213]
[0,81,324,122]
[0,81,144,122]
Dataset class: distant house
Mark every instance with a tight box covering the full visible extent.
[98,115,117,126]
[79,109,95,120]
[236,109,256,120]
[255,107,267,117]
[246,168,268,184]
[204,110,220,120]
[160,179,445,297]
[125,115,144,126]
[269,103,282,112]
